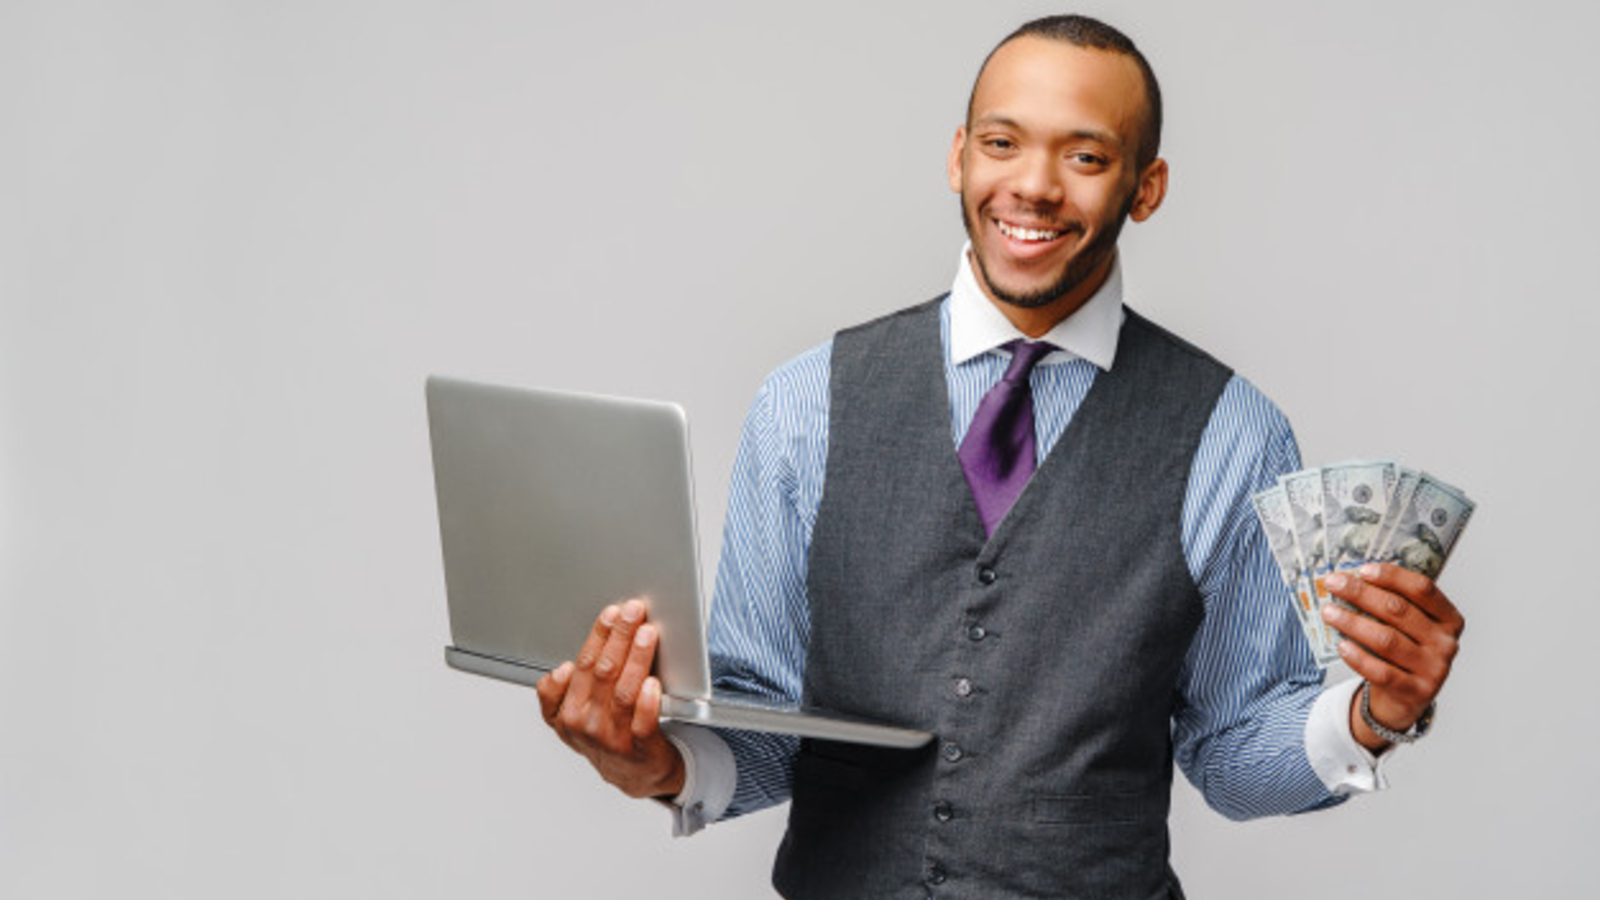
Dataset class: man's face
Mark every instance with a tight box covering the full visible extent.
[949,37,1164,313]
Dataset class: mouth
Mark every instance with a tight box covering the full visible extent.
[995,219,1067,243]
[989,216,1080,263]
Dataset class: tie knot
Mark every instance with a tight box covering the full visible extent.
[1000,339,1056,385]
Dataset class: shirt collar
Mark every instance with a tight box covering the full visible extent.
[947,242,1125,371]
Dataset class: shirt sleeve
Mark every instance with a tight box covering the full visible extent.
[664,343,833,834]
[661,723,737,836]
[1172,376,1389,819]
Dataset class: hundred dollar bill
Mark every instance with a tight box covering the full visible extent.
[1280,469,1329,577]
[1373,473,1476,579]
[1278,468,1339,655]
[1367,466,1420,561]
[1252,485,1338,666]
[1321,460,1397,574]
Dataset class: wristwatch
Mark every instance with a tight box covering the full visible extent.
[1359,680,1434,744]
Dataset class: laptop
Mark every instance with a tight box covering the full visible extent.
[426,375,932,749]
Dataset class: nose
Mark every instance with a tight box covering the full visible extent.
[1011,149,1065,206]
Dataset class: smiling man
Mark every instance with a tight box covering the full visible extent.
[952,24,1161,330]
[536,14,1463,899]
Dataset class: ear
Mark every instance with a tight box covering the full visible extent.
[947,126,967,194]
[1128,158,1168,222]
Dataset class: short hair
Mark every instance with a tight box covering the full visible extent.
[967,14,1164,171]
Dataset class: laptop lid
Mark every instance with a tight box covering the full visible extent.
[426,375,711,697]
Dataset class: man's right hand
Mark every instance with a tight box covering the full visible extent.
[535,598,687,799]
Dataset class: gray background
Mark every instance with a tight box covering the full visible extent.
[2,0,1593,897]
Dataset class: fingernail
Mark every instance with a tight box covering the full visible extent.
[635,624,655,648]
[1360,563,1380,578]
[1322,604,1343,622]
[1338,640,1356,658]
[600,605,619,625]
[1325,573,1348,591]
[622,601,643,623]
[553,662,572,683]
[642,678,658,700]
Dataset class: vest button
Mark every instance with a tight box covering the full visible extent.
[941,741,963,762]
[976,565,997,585]
[933,800,954,822]
[953,677,974,697]
[927,863,947,885]
[967,624,987,641]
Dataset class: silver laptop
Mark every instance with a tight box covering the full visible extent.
[426,375,931,749]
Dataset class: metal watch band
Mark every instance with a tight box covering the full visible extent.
[1359,680,1434,744]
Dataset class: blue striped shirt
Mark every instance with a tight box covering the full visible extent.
[702,280,1345,823]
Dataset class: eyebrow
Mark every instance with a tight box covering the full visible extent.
[972,115,1119,148]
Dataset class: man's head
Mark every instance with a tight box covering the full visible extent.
[949,15,1168,329]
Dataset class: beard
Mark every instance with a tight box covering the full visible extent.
[962,186,1137,310]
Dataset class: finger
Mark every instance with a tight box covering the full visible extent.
[1324,571,1432,645]
[1338,640,1436,728]
[573,605,620,672]
[564,605,622,713]
[1321,603,1424,673]
[1336,636,1424,697]
[612,622,658,712]
[632,676,663,739]
[1357,563,1464,633]
[535,661,574,724]
[593,599,646,683]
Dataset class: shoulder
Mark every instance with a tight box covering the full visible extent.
[1114,310,1293,459]
[1118,309,1235,413]
[1124,308,1229,371]
[755,340,832,409]
[1201,375,1300,473]
[756,294,946,409]
[740,340,834,451]
[832,295,946,344]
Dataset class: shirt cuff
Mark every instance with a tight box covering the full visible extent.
[660,723,737,836]
[1305,677,1394,795]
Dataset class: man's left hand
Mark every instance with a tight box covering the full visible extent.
[1321,563,1465,752]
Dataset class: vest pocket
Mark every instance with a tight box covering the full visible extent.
[1031,787,1167,825]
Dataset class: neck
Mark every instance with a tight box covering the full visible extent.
[974,252,1115,338]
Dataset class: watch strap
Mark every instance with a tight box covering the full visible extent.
[1359,680,1434,744]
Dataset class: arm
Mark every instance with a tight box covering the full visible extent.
[701,343,833,819]
[1172,377,1370,819]
[1171,523,1340,819]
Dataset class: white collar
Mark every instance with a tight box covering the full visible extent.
[947,242,1125,371]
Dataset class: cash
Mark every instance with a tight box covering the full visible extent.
[1252,487,1339,666]
[1251,461,1475,668]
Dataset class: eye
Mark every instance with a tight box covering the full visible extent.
[980,136,1018,155]
[1070,152,1107,167]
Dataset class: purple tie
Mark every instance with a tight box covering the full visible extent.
[958,339,1057,535]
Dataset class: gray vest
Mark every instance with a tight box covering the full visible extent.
[773,299,1232,900]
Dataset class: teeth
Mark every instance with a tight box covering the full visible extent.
[997,221,1061,242]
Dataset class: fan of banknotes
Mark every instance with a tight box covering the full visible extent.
[1252,461,1476,668]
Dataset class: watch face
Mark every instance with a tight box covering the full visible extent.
[1414,704,1435,736]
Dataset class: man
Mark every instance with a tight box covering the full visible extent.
[535,14,1463,898]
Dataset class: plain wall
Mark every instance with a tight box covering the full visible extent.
[2,1,1594,896]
